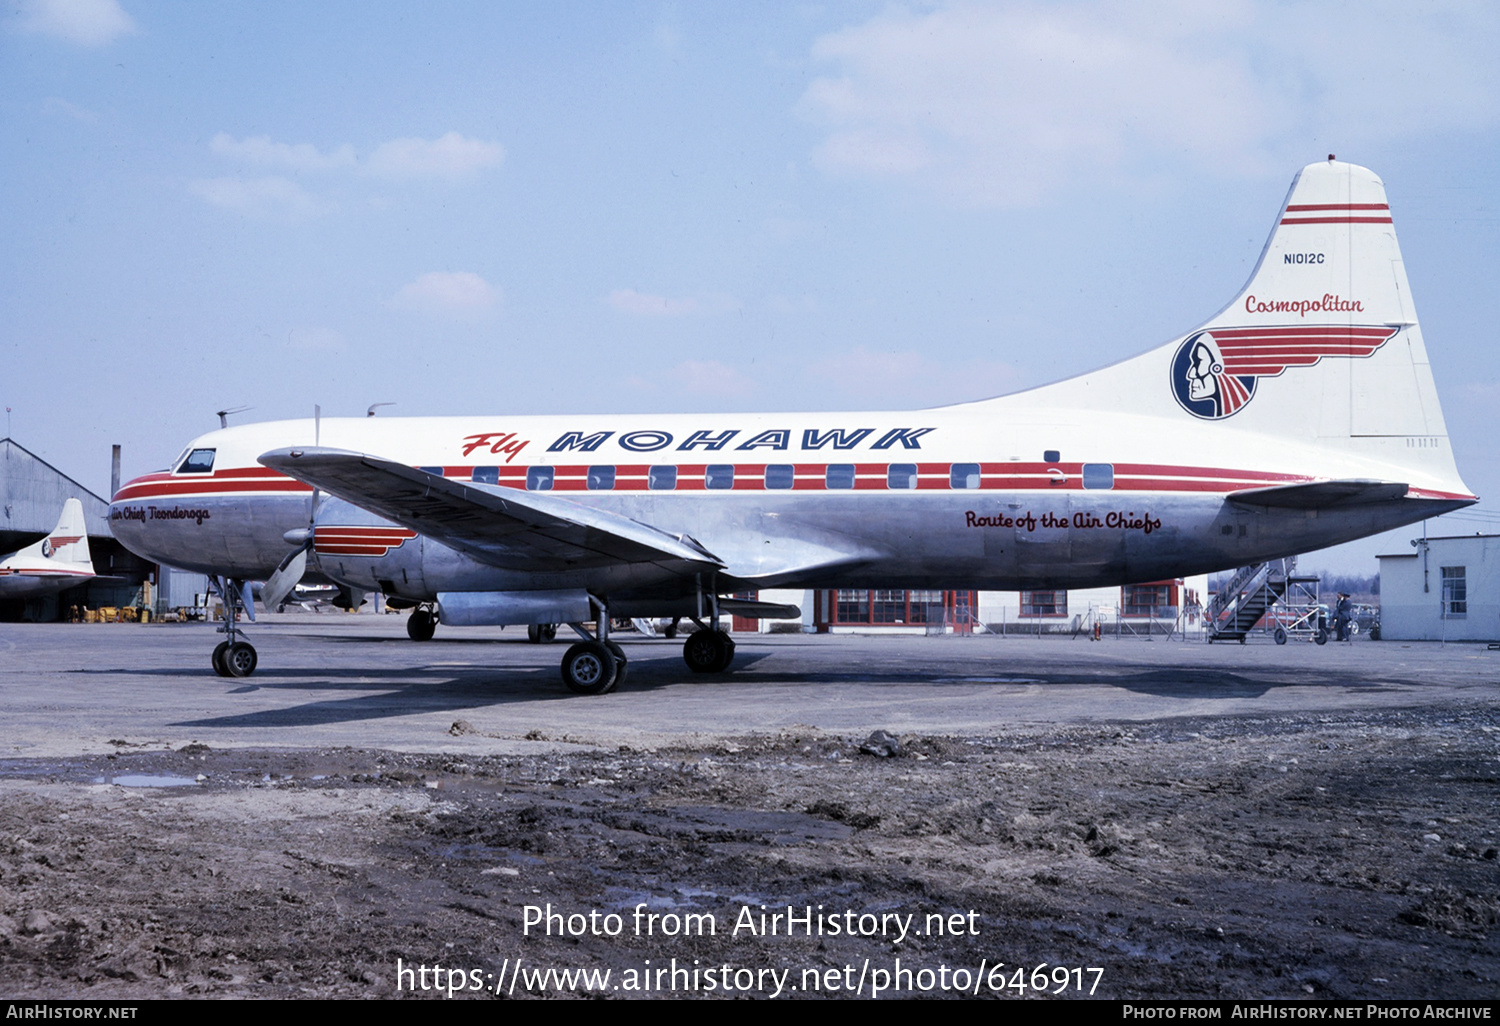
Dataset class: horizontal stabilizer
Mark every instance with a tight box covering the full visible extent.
[258,446,724,574]
[1228,479,1408,510]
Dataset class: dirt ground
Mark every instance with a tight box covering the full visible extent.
[1,700,1496,999]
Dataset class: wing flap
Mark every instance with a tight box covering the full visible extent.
[258,447,723,573]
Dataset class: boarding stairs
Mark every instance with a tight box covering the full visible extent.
[1207,560,1291,643]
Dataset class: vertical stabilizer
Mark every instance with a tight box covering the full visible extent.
[1183,158,1445,444]
[18,499,94,571]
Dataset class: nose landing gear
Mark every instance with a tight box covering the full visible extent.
[208,575,258,678]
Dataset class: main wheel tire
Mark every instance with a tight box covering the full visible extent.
[605,641,628,691]
[683,630,732,673]
[528,623,558,644]
[224,642,258,678]
[561,641,617,695]
[407,609,436,641]
[1273,627,1287,645]
[714,636,736,672]
[211,641,231,677]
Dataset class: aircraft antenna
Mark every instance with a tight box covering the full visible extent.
[367,403,395,417]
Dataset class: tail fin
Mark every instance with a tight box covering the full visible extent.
[1187,158,1442,441]
[18,499,94,571]
[1010,158,1470,498]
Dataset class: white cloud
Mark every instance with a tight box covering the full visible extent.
[802,2,1500,207]
[672,360,758,398]
[19,0,134,47]
[285,327,347,353]
[391,272,500,318]
[365,132,505,181]
[209,133,356,173]
[606,289,736,317]
[608,289,699,317]
[807,346,1021,407]
[41,97,97,122]
[188,176,324,220]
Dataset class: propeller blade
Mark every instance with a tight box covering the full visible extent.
[261,543,309,612]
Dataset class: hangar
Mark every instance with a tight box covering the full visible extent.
[0,437,152,620]
[1377,534,1499,642]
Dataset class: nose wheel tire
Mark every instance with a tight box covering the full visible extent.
[407,608,437,641]
[223,642,258,678]
[683,630,735,673]
[561,641,618,695]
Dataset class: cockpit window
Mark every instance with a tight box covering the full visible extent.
[177,448,216,474]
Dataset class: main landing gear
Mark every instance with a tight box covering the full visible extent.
[406,603,438,641]
[208,575,257,678]
[559,601,627,695]
[682,624,735,673]
[553,587,736,695]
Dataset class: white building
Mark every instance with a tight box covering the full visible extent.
[1377,534,1500,642]
[742,576,1209,636]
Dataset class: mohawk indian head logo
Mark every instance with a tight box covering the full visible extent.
[1170,324,1401,420]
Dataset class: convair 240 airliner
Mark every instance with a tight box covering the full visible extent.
[110,159,1474,691]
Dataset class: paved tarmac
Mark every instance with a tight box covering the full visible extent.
[1,615,1495,756]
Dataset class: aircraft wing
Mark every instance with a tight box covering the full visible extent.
[258,447,724,574]
[1228,479,1409,510]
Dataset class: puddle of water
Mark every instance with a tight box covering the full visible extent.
[99,774,200,788]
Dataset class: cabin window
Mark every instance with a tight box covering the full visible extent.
[472,467,499,485]
[1043,450,1060,463]
[526,466,554,491]
[705,464,735,490]
[826,464,856,489]
[888,463,917,489]
[1441,566,1467,617]
[950,463,981,489]
[648,465,677,490]
[1082,463,1114,489]
[418,466,445,477]
[177,448,215,474]
[764,464,795,490]
[587,466,615,490]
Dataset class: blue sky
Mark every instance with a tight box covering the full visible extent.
[3,0,1497,574]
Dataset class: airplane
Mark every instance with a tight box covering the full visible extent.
[108,158,1475,689]
[0,499,96,605]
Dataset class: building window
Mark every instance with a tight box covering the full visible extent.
[836,589,869,623]
[829,589,974,627]
[1122,583,1174,617]
[1441,566,1467,618]
[1021,590,1067,617]
[526,466,553,490]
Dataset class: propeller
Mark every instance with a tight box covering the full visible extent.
[262,412,322,613]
